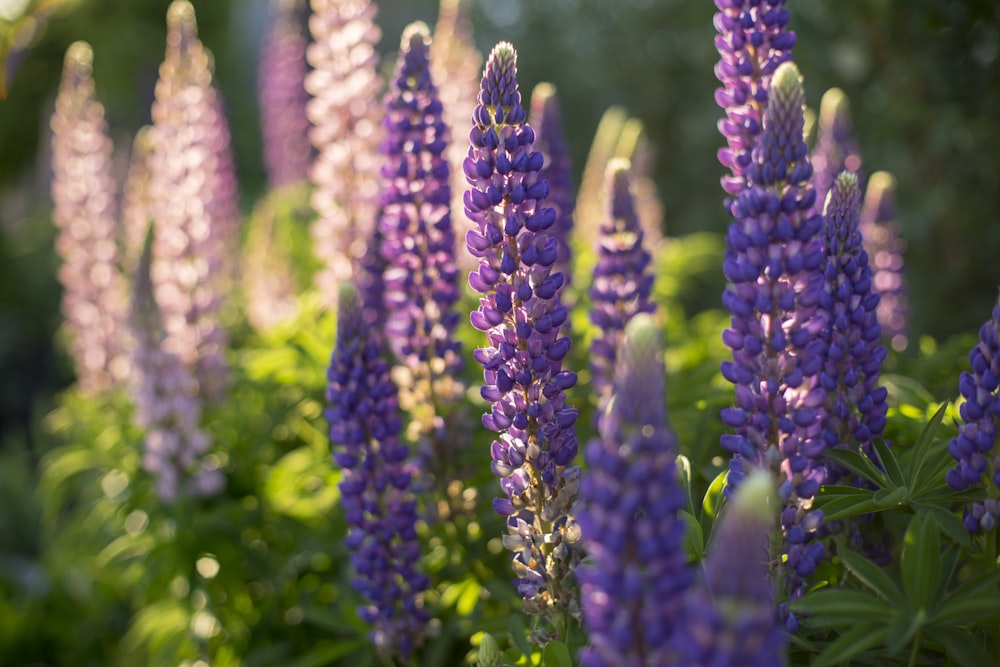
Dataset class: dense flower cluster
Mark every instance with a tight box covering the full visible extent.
[589,158,656,425]
[378,22,465,466]
[809,88,863,215]
[325,284,428,659]
[129,231,224,503]
[148,0,236,402]
[819,171,888,462]
[860,171,909,351]
[714,0,796,211]
[50,41,128,393]
[465,42,581,631]
[305,0,383,304]
[577,314,690,667]
[529,82,574,283]
[669,470,787,667]
[258,0,312,189]
[718,61,828,617]
[946,295,1000,534]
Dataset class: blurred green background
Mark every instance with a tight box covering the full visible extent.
[1,0,998,451]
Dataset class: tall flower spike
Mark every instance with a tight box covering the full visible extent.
[148,0,237,402]
[259,0,313,189]
[809,88,863,215]
[379,22,465,470]
[306,0,383,305]
[326,283,429,659]
[120,125,155,274]
[129,227,224,503]
[669,469,787,667]
[429,0,483,278]
[718,61,828,624]
[589,158,656,427]
[945,293,1000,534]
[860,171,909,352]
[819,172,888,463]
[714,0,796,211]
[530,82,574,283]
[465,42,581,638]
[50,41,129,393]
[577,314,691,667]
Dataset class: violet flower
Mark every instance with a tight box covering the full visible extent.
[577,314,691,667]
[465,42,581,637]
[714,0,796,212]
[529,82,574,283]
[148,0,236,403]
[326,283,429,659]
[809,88,863,215]
[259,0,313,189]
[378,21,465,470]
[589,158,656,427]
[819,171,888,462]
[305,0,383,305]
[50,41,129,393]
[860,171,909,352]
[718,61,828,625]
[945,293,1000,534]
[129,229,224,503]
[669,469,787,667]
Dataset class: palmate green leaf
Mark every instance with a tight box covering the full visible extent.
[931,569,1000,626]
[870,439,905,488]
[926,627,995,667]
[823,448,890,488]
[811,622,889,667]
[911,502,970,547]
[815,486,879,522]
[541,641,572,667]
[790,588,893,625]
[885,607,926,655]
[902,402,948,490]
[838,545,906,607]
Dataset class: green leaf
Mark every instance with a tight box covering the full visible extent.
[838,545,906,607]
[816,494,880,522]
[700,469,728,536]
[542,641,572,667]
[903,402,948,489]
[871,439,905,487]
[901,513,942,610]
[284,639,369,667]
[790,589,893,625]
[812,622,889,667]
[873,485,909,508]
[679,510,704,563]
[927,627,996,667]
[507,615,534,661]
[675,453,695,514]
[885,608,925,655]
[911,502,969,547]
[823,448,889,487]
[932,570,1000,626]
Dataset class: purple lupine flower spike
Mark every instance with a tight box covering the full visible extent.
[379,22,465,472]
[577,314,691,667]
[120,125,155,274]
[819,172,888,462]
[860,171,909,352]
[259,0,313,189]
[306,0,383,306]
[669,469,787,667]
[465,42,581,638]
[50,41,129,393]
[148,0,235,403]
[589,158,656,427]
[530,82,575,283]
[714,0,796,212]
[129,228,224,503]
[945,293,1000,534]
[719,61,828,625]
[326,283,429,659]
[809,88,863,215]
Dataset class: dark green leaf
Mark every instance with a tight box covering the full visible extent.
[927,627,995,667]
[824,448,889,487]
[838,546,906,607]
[932,570,1000,626]
[871,439,905,487]
[790,589,893,625]
[902,511,942,611]
[508,615,534,661]
[873,485,909,508]
[812,622,889,667]
[903,402,948,489]
[886,608,925,655]
[699,468,728,536]
[911,502,969,547]
[542,641,572,667]
[817,494,880,522]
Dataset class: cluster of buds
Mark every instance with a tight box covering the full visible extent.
[577,314,690,666]
[717,62,828,623]
[946,294,1000,534]
[714,0,796,212]
[465,42,581,634]
[147,0,237,403]
[325,284,429,659]
[305,0,383,304]
[50,41,129,393]
[589,158,656,426]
